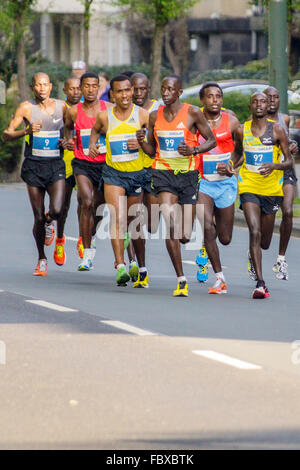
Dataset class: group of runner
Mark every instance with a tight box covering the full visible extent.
[2,68,298,299]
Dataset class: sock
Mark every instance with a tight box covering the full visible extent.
[277,255,286,262]
[256,280,265,288]
[215,271,225,282]
[139,267,147,273]
[117,263,125,270]
[84,248,93,258]
[177,276,187,284]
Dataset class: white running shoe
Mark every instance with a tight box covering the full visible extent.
[273,260,288,280]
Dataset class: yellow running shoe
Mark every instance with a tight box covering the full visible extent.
[173,281,188,297]
[133,271,149,288]
[53,236,66,266]
[77,236,84,259]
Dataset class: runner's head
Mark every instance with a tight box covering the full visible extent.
[161,75,182,106]
[30,73,52,102]
[131,73,151,107]
[263,86,280,115]
[110,74,133,109]
[80,72,99,103]
[250,92,268,118]
[199,82,223,115]
[63,77,81,105]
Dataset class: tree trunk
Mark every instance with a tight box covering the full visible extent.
[84,25,89,67]
[150,22,165,99]
[165,27,180,76]
[16,16,29,102]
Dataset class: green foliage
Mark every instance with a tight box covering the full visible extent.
[111,0,199,25]
[26,57,71,99]
[0,96,23,174]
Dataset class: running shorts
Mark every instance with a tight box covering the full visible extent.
[151,169,199,205]
[21,158,65,189]
[199,177,238,209]
[240,192,283,215]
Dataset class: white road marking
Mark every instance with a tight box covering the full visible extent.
[0,290,5,293]
[182,260,197,265]
[101,320,159,336]
[65,236,78,242]
[25,300,78,312]
[192,350,262,370]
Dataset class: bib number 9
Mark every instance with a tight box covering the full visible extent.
[45,139,50,146]
[165,139,175,148]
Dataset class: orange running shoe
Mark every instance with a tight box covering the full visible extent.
[44,213,55,246]
[208,278,227,294]
[53,236,66,266]
[76,236,84,259]
[33,259,48,276]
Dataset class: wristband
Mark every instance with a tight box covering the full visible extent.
[229,159,234,167]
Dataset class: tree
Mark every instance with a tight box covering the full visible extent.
[0,0,37,102]
[111,0,200,97]
[249,0,300,73]
[77,0,95,67]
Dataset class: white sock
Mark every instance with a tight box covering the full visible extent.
[117,263,125,270]
[84,248,93,258]
[215,271,225,282]
[139,267,147,273]
[177,276,187,283]
[277,255,286,262]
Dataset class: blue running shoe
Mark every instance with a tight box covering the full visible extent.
[197,265,209,283]
[78,249,93,271]
[196,246,208,266]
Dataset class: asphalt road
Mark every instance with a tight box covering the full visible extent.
[1,184,300,450]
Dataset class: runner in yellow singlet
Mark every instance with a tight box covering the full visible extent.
[231,92,292,299]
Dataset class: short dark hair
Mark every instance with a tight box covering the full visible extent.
[131,73,150,86]
[110,74,131,91]
[31,72,50,86]
[121,70,135,79]
[199,82,223,99]
[163,74,183,90]
[80,72,99,86]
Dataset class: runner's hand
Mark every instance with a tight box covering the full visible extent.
[289,140,298,155]
[259,163,275,176]
[59,137,75,150]
[136,129,147,145]
[217,162,235,177]
[178,140,193,156]
[89,143,100,158]
[128,138,140,150]
[27,120,42,134]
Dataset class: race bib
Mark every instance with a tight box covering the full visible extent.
[32,130,60,157]
[156,130,184,158]
[202,152,231,181]
[109,133,139,162]
[244,145,273,173]
[80,129,106,155]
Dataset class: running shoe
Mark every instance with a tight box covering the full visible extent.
[116,265,130,286]
[53,236,66,266]
[77,249,93,271]
[133,271,149,288]
[76,237,84,259]
[33,259,48,276]
[272,259,288,281]
[247,251,257,281]
[124,232,131,250]
[173,281,189,297]
[197,265,209,283]
[196,246,208,266]
[44,213,55,246]
[129,261,139,282]
[208,278,227,294]
[90,237,97,261]
[252,283,270,299]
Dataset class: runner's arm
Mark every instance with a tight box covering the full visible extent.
[2,102,39,142]
[217,115,242,177]
[136,110,157,158]
[89,111,106,158]
[178,106,216,156]
[230,125,244,169]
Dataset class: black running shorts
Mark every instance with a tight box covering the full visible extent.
[240,192,283,215]
[152,169,199,205]
[283,167,298,186]
[72,158,104,190]
[21,158,65,189]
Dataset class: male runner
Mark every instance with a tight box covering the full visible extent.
[64,72,112,271]
[3,72,67,276]
[232,92,292,299]
[89,74,149,287]
[264,86,298,280]
[196,82,241,294]
[53,77,82,266]
[123,72,161,281]
[136,75,216,297]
